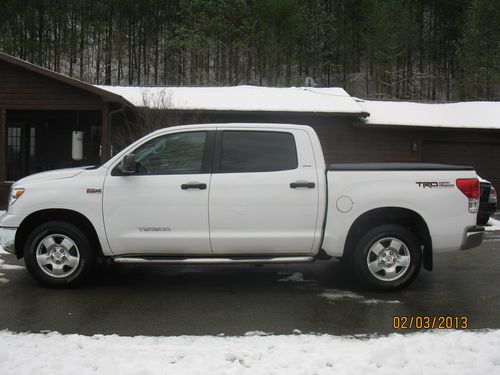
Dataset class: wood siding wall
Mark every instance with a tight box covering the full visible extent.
[157,110,500,190]
[0,60,103,110]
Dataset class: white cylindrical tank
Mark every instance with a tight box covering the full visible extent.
[72,131,84,160]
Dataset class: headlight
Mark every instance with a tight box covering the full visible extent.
[9,187,25,205]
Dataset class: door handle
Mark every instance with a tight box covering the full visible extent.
[181,183,207,190]
[290,181,315,189]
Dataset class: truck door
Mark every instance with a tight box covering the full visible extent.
[209,128,319,254]
[103,130,213,255]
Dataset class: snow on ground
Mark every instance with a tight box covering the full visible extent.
[0,330,499,374]
[485,217,500,232]
[277,272,314,282]
[0,253,24,283]
[0,258,24,271]
[0,211,5,255]
[320,289,401,304]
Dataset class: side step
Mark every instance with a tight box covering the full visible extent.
[113,256,314,265]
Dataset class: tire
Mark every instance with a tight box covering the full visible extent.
[477,213,489,226]
[351,224,422,291]
[24,221,94,287]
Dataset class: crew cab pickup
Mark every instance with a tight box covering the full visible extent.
[0,123,485,290]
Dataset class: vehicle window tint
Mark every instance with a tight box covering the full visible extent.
[220,131,297,173]
[133,131,206,175]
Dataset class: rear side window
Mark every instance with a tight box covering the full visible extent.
[220,131,298,173]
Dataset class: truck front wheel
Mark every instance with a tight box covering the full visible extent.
[24,221,94,287]
[352,224,422,291]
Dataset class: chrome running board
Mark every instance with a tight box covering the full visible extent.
[113,256,314,265]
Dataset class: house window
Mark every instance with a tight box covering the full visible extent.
[6,124,37,181]
[7,126,22,181]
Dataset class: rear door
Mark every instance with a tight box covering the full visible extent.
[209,128,320,254]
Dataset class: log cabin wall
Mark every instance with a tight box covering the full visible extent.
[149,110,500,191]
[0,54,130,209]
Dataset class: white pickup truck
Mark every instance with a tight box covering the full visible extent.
[0,123,484,290]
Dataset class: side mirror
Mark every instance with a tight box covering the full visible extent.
[119,154,137,174]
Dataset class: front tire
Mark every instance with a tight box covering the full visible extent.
[24,221,94,287]
[352,224,422,291]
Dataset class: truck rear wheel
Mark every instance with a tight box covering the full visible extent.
[24,221,94,287]
[352,224,422,291]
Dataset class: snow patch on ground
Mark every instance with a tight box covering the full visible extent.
[0,258,24,271]
[485,217,500,232]
[0,330,499,374]
[0,211,7,255]
[320,289,401,304]
[0,255,24,284]
[243,331,269,337]
[277,272,314,282]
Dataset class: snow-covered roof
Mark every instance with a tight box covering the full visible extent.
[357,99,500,130]
[95,85,368,115]
[95,84,500,129]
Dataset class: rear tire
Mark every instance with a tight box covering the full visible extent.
[351,224,422,291]
[24,221,94,287]
[477,213,489,226]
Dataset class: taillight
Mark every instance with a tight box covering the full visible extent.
[456,178,480,213]
[489,186,497,203]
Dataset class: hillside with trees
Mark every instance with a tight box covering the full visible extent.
[0,0,498,101]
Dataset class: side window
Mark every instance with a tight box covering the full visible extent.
[220,131,298,173]
[132,131,207,175]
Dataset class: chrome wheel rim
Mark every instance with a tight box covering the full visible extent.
[366,237,411,282]
[35,234,80,278]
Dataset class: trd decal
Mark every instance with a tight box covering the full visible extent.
[416,181,455,188]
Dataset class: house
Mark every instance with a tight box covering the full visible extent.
[0,52,136,207]
[100,85,500,190]
[1,51,499,208]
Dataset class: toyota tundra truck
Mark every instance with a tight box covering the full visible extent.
[0,123,485,290]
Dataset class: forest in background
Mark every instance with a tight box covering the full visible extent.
[0,0,498,101]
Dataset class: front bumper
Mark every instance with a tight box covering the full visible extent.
[461,225,484,250]
[0,226,16,254]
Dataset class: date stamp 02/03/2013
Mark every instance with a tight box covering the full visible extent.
[393,316,469,330]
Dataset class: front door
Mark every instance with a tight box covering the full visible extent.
[103,130,213,255]
[209,129,320,255]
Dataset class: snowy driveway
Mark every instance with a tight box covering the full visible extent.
[1,232,500,337]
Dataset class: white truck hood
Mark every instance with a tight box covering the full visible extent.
[15,167,89,185]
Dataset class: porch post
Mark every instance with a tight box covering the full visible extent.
[100,103,110,163]
[0,108,6,181]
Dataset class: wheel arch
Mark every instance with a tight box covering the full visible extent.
[14,209,104,260]
[344,207,433,271]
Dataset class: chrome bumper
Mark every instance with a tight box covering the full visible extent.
[0,226,17,254]
[461,225,484,250]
